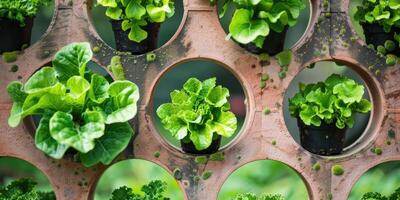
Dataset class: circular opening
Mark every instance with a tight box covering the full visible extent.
[283,61,373,156]
[94,159,184,200]
[0,1,55,53]
[0,157,54,196]
[217,0,311,55]
[90,0,184,53]
[218,160,309,199]
[152,59,247,153]
[349,161,400,200]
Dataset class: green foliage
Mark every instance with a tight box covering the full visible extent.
[156,77,238,151]
[233,193,284,200]
[96,0,175,42]
[108,56,126,80]
[288,74,372,129]
[220,0,305,47]
[110,180,170,200]
[0,0,51,26]
[7,42,139,167]
[354,0,400,32]
[361,187,400,200]
[0,179,55,200]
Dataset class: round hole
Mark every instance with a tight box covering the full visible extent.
[151,59,247,154]
[0,1,55,53]
[283,61,376,156]
[89,0,184,54]
[349,161,400,200]
[217,0,312,55]
[94,159,185,200]
[218,160,309,199]
[0,157,54,194]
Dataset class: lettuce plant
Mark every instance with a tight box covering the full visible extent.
[233,193,284,200]
[96,0,175,42]
[354,0,400,33]
[6,42,139,167]
[156,77,237,151]
[289,74,372,129]
[0,0,51,26]
[0,178,55,200]
[219,0,305,48]
[361,186,400,200]
[110,180,170,200]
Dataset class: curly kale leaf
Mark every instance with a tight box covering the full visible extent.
[157,77,237,150]
[110,180,170,200]
[0,179,55,200]
[233,193,284,200]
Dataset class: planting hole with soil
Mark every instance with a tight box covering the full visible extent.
[218,160,309,200]
[90,0,184,54]
[217,0,311,55]
[0,0,54,54]
[94,159,185,200]
[283,61,373,156]
[152,59,247,154]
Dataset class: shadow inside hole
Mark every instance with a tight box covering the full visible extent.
[218,160,309,200]
[90,0,184,50]
[349,0,366,41]
[217,0,311,51]
[283,61,371,151]
[0,157,53,192]
[152,60,247,149]
[349,161,400,200]
[94,159,184,200]
[31,1,55,44]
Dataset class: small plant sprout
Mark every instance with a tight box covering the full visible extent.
[2,51,18,63]
[108,56,126,80]
[259,53,270,62]
[210,152,224,161]
[331,164,344,176]
[194,156,208,164]
[312,163,321,171]
[386,54,397,66]
[374,147,383,155]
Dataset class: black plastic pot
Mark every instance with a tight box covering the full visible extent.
[297,119,346,156]
[180,135,221,154]
[0,17,33,54]
[361,23,400,55]
[110,20,160,55]
[240,27,288,55]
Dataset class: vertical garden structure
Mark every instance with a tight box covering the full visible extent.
[0,0,399,199]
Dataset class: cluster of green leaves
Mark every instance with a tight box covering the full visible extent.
[110,180,170,200]
[96,0,175,42]
[0,0,51,26]
[0,179,55,200]
[361,187,400,200]
[157,77,237,151]
[289,74,372,129]
[219,0,305,48]
[354,0,400,32]
[233,193,284,200]
[7,42,139,167]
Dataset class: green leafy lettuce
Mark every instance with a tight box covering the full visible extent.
[7,42,139,167]
[219,0,305,48]
[96,0,175,42]
[0,179,55,200]
[289,74,372,129]
[355,0,400,32]
[0,0,51,26]
[233,193,284,200]
[157,77,237,151]
[110,180,170,200]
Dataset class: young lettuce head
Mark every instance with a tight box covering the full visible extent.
[7,42,139,167]
[156,77,238,151]
[289,74,372,129]
[96,0,175,43]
